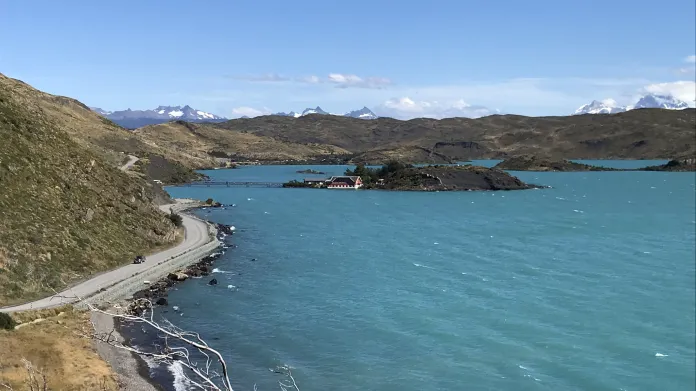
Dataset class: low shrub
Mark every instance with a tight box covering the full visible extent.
[168,213,183,227]
[0,312,16,330]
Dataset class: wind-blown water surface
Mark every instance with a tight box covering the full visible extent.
[155,163,694,391]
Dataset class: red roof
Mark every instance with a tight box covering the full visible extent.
[328,176,360,186]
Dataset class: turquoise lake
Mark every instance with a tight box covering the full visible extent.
[159,162,694,391]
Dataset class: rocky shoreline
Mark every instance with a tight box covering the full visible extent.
[103,210,237,390]
[127,222,234,315]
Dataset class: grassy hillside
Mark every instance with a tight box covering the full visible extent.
[213,110,696,161]
[0,74,203,184]
[0,76,180,305]
[134,120,350,164]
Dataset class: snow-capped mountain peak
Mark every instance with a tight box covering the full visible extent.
[90,105,227,129]
[301,106,329,116]
[573,94,691,115]
[573,99,625,115]
[150,105,224,120]
[273,106,377,119]
[632,94,689,110]
[345,106,378,119]
[89,107,113,116]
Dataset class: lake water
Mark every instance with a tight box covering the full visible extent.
[153,162,694,391]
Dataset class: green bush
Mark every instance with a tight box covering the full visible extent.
[168,213,183,227]
[0,312,16,330]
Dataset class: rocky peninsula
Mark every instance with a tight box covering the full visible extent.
[494,155,621,172]
[284,161,542,191]
[640,155,696,172]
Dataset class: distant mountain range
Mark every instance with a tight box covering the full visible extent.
[90,105,227,129]
[91,95,693,129]
[92,105,380,128]
[574,94,692,115]
[274,106,378,119]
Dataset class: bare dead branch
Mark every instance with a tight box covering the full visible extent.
[54,285,303,390]
[275,365,301,391]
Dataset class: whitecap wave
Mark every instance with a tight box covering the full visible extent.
[212,268,233,274]
[413,263,434,269]
[169,361,198,391]
[655,353,668,357]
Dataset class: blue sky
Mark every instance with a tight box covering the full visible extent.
[1,0,694,118]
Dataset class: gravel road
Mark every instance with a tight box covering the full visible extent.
[119,154,140,171]
[1,203,211,313]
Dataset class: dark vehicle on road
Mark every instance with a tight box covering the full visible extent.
[133,255,145,264]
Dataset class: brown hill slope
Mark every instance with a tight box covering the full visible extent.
[0,74,203,183]
[134,121,350,163]
[0,75,180,305]
[213,110,696,161]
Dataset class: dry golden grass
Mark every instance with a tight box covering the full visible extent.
[135,121,350,165]
[0,73,187,306]
[0,308,119,391]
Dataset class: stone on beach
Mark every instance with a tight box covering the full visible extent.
[168,271,189,281]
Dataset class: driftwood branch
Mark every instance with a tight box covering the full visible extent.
[86,298,234,391]
[53,288,301,390]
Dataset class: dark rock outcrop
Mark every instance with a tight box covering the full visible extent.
[129,246,228,313]
[376,165,541,191]
[296,169,326,174]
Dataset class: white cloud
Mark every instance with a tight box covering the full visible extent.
[327,74,392,89]
[685,55,696,63]
[640,81,696,105]
[228,72,392,89]
[296,75,321,84]
[229,73,289,82]
[375,97,498,119]
[230,106,271,118]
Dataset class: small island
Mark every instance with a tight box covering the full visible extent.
[284,161,540,191]
[494,154,696,172]
[494,155,620,172]
[296,169,327,174]
[640,155,696,172]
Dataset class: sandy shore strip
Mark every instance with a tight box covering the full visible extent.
[92,306,163,391]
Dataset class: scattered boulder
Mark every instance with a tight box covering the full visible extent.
[168,272,189,281]
[84,208,94,222]
[216,223,235,235]
[155,297,168,306]
[208,278,218,286]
